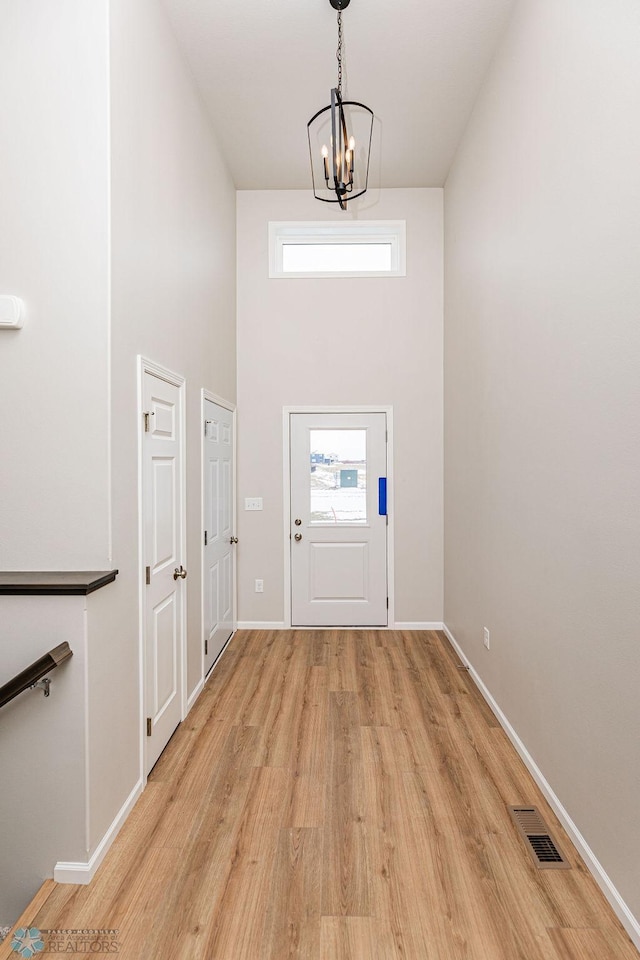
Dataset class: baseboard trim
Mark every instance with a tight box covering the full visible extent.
[237,621,445,632]
[236,621,286,630]
[186,678,204,713]
[393,621,444,630]
[442,624,640,952]
[54,778,143,886]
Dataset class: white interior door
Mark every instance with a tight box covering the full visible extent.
[290,412,388,626]
[203,398,235,674]
[142,367,185,774]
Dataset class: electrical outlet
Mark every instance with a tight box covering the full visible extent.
[245,497,263,511]
[483,627,490,650]
[255,579,264,593]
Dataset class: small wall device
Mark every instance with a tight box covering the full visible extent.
[0,296,25,329]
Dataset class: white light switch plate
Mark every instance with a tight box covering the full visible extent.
[245,497,263,511]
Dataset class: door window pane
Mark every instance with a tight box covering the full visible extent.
[309,429,367,523]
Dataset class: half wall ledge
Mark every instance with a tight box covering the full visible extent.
[0,570,119,596]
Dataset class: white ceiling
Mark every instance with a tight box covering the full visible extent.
[160,0,515,190]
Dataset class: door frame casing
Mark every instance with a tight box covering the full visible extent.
[199,389,237,693]
[137,356,187,783]
[283,405,395,629]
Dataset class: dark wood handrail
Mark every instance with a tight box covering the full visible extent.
[0,642,73,709]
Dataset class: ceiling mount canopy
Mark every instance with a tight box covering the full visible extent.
[307,0,374,210]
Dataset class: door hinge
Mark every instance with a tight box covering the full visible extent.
[143,411,150,432]
[145,565,151,585]
[146,717,152,737]
[205,638,208,656]
[386,597,389,609]
[204,530,208,546]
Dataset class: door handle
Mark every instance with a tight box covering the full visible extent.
[173,565,187,580]
[294,533,302,542]
[229,536,239,545]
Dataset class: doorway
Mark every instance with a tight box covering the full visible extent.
[287,410,390,627]
[202,394,236,675]
[139,359,186,775]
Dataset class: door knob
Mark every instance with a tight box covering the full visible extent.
[294,533,302,542]
[173,565,187,580]
[229,536,239,544]
[294,518,302,526]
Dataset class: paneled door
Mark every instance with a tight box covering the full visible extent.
[142,366,185,774]
[290,412,388,626]
[203,398,235,674]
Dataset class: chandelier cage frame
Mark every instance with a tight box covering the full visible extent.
[307,0,374,210]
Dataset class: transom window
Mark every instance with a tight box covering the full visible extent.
[269,221,406,279]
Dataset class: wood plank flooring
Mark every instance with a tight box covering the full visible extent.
[4,630,638,960]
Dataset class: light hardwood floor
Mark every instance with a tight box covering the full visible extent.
[3,630,638,959]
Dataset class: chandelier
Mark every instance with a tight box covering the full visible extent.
[307,0,374,210]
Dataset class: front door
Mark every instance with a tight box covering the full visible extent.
[203,398,235,674]
[142,366,185,774]
[290,412,388,626]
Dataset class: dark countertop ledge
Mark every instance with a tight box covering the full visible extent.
[0,570,119,596]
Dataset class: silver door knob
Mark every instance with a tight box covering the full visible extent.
[173,565,187,580]
[294,533,302,542]
[294,518,302,526]
[229,536,239,544]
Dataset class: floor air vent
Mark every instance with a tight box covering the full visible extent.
[508,806,571,869]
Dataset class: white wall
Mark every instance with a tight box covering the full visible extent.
[445,0,640,931]
[0,0,237,920]
[0,0,110,569]
[0,0,111,925]
[95,0,237,845]
[236,189,443,626]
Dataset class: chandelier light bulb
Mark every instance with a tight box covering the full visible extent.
[321,144,329,181]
